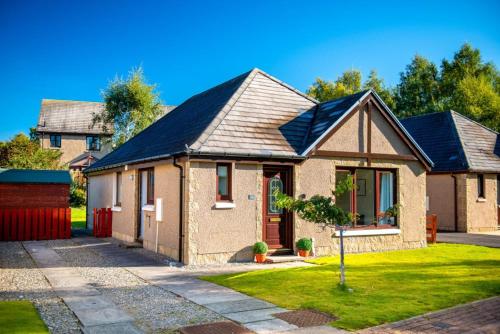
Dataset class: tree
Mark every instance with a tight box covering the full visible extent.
[307,70,362,102]
[452,75,500,131]
[94,67,163,147]
[363,70,396,111]
[275,175,354,286]
[0,133,63,169]
[440,44,500,131]
[440,43,499,98]
[394,55,441,118]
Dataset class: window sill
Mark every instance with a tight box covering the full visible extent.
[142,205,155,212]
[111,206,122,212]
[215,201,236,209]
[477,198,486,203]
[335,228,400,237]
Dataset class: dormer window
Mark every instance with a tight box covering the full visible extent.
[86,136,101,151]
[50,134,61,148]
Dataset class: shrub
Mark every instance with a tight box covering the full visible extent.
[296,238,313,251]
[70,182,86,207]
[253,241,268,254]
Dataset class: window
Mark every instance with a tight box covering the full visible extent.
[86,136,101,151]
[146,169,154,205]
[478,174,485,198]
[50,134,61,148]
[377,171,395,225]
[216,163,232,201]
[335,168,397,228]
[267,176,283,214]
[115,172,122,207]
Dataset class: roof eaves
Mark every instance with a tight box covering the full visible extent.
[188,149,305,161]
[84,150,187,174]
[301,90,371,156]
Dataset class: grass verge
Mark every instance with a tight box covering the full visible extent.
[201,244,500,330]
[71,206,86,229]
[0,301,48,333]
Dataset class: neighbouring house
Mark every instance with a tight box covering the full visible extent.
[36,99,114,172]
[84,68,433,265]
[0,168,71,208]
[402,111,500,232]
[36,99,175,181]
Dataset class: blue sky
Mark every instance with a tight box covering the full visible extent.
[1,0,499,140]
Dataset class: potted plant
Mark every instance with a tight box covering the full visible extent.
[384,204,401,226]
[296,238,313,257]
[253,241,268,263]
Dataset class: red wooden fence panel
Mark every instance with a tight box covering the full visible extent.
[0,208,71,241]
[426,214,437,244]
[93,208,112,238]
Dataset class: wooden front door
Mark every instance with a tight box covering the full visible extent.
[263,166,293,253]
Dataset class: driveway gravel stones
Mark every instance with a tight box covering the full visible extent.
[47,239,223,333]
[0,242,81,334]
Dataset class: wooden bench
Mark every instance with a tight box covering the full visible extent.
[426,214,437,244]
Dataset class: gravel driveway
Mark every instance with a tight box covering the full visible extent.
[0,242,81,333]
[1,239,223,334]
[48,239,223,333]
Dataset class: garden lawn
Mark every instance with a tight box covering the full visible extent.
[0,301,48,333]
[202,244,500,331]
[71,206,86,229]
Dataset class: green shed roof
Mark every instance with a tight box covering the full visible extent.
[0,169,71,184]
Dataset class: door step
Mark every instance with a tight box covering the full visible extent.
[266,255,307,263]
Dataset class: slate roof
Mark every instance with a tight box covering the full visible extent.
[87,70,253,171]
[0,169,71,184]
[36,100,175,135]
[69,153,99,169]
[86,69,431,173]
[303,90,370,152]
[401,111,500,173]
[37,100,111,135]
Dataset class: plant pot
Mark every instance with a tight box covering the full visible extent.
[255,253,266,263]
[298,249,310,257]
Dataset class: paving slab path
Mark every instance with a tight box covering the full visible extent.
[71,237,345,334]
[23,241,141,334]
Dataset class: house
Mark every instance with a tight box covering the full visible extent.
[401,111,500,232]
[0,168,71,208]
[36,100,176,172]
[36,99,114,170]
[84,68,433,265]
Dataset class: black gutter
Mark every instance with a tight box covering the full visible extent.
[173,157,184,263]
[85,150,305,174]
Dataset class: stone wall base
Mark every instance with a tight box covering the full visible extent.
[189,236,426,265]
[315,237,426,256]
[191,247,254,266]
[112,231,135,243]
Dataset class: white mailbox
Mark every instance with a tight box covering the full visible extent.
[156,198,163,222]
